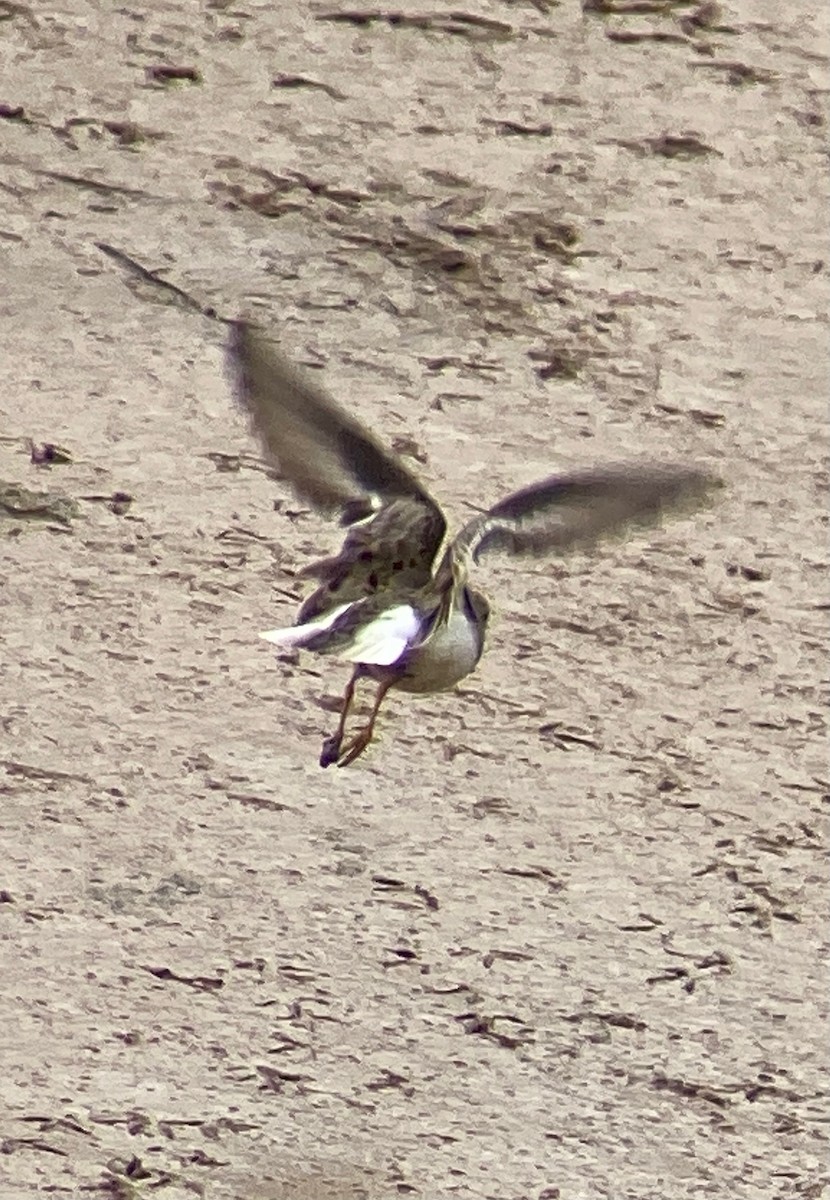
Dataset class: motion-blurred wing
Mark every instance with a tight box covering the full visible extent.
[227,321,446,617]
[454,463,720,564]
[228,321,435,512]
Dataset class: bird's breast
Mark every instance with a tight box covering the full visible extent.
[395,605,484,694]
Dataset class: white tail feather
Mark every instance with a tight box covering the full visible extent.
[340,605,420,666]
[260,602,353,649]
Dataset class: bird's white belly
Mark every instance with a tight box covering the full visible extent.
[396,606,483,694]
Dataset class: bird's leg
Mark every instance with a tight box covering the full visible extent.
[335,677,396,768]
[319,668,360,768]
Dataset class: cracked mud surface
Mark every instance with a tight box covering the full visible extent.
[0,2,827,1197]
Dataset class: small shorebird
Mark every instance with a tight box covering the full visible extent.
[228,322,718,768]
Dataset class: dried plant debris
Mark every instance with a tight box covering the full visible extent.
[606,28,690,46]
[102,119,160,147]
[2,759,92,785]
[0,1,36,23]
[208,162,580,330]
[456,1010,535,1049]
[679,2,739,35]
[481,117,553,137]
[390,435,428,464]
[583,0,668,11]
[29,441,73,466]
[141,964,224,991]
[34,168,150,199]
[315,9,514,41]
[145,64,202,86]
[0,102,27,120]
[690,59,777,85]
[78,491,134,515]
[95,242,220,318]
[528,346,585,380]
[273,73,347,100]
[0,482,78,527]
[613,133,721,158]
[48,117,168,149]
[206,450,272,474]
[647,132,720,156]
[211,166,369,218]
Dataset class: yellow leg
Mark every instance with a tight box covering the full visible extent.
[335,678,395,768]
[319,669,359,768]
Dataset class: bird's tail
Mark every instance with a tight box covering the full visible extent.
[260,602,353,650]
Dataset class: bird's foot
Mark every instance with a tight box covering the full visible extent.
[319,733,344,769]
[334,726,374,768]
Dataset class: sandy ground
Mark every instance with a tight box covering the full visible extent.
[1,1,828,1197]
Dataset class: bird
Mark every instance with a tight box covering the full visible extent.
[227,321,720,768]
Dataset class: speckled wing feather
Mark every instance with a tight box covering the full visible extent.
[453,463,720,564]
[297,496,447,621]
[227,321,447,619]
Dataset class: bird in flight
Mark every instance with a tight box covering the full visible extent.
[227,322,719,768]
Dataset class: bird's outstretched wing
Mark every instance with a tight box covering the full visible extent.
[452,463,720,565]
[227,321,447,620]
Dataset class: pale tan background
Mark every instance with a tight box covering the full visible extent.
[0,2,827,1198]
